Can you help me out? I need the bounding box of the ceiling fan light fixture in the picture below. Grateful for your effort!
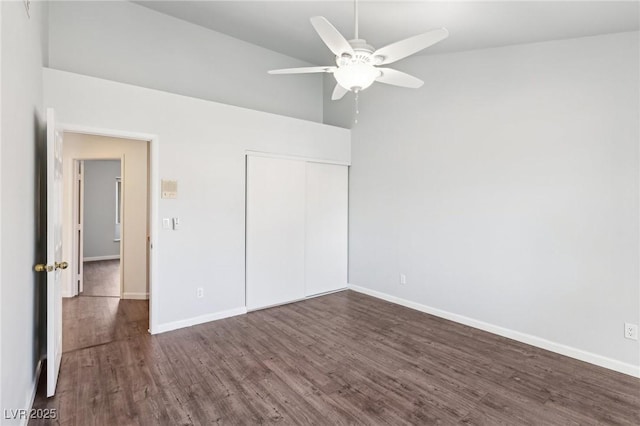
[267,0,449,102]
[334,63,381,92]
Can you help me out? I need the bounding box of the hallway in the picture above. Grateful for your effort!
[60,259,147,352]
[82,260,121,297]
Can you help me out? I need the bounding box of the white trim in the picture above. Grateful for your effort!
[20,360,42,426]
[118,155,125,299]
[62,124,157,143]
[68,157,125,298]
[148,135,160,334]
[71,160,84,297]
[122,292,148,300]
[349,284,640,378]
[245,150,351,166]
[83,255,120,262]
[153,307,247,334]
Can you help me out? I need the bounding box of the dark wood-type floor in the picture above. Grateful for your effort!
[62,296,148,353]
[82,260,121,297]
[32,291,639,425]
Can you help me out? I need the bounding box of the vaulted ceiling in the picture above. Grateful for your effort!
[135,1,639,65]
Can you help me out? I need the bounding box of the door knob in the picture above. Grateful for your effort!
[34,262,68,272]
[55,261,69,270]
[34,264,54,272]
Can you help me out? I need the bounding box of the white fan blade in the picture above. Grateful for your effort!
[268,66,336,75]
[373,28,449,65]
[332,84,349,100]
[310,16,355,57]
[376,68,424,88]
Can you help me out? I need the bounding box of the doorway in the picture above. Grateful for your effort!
[77,159,122,298]
[62,132,151,352]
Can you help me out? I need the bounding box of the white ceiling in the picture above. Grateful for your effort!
[135,1,639,65]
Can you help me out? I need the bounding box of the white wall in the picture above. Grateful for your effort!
[83,160,121,259]
[62,135,149,300]
[0,0,48,422]
[345,32,640,373]
[323,73,354,129]
[44,68,350,332]
[48,1,323,123]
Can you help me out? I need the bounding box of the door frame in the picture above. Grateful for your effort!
[72,160,84,295]
[72,158,124,298]
[60,123,160,334]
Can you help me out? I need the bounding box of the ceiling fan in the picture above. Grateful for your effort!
[268,0,449,100]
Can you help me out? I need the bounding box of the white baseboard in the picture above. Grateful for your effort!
[19,359,43,426]
[122,292,149,300]
[153,306,247,334]
[349,284,640,378]
[84,255,120,262]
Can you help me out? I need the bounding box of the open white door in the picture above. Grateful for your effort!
[73,160,84,295]
[35,108,66,397]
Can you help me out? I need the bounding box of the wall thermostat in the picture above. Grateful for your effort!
[161,180,178,199]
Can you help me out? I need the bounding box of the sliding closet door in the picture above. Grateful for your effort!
[246,156,306,310]
[305,162,348,296]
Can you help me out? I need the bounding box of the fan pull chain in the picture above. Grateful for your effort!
[354,91,359,125]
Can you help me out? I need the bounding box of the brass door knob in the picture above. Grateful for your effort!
[34,264,54,272]
[55,261,69,270]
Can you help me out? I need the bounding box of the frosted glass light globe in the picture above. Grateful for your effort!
[334,63,381,92]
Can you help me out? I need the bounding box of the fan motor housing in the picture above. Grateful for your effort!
[336,39,382,66]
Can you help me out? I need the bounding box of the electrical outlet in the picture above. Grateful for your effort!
[399,273,407,285]
[196,287,204,299]
[624,323,638,340]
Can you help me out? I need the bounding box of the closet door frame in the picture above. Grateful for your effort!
[244,151,350,167]
[244,151,350,311]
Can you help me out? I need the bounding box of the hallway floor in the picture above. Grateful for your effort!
[62,296,148,353]
[82,260,121,297]
[63,258,147,353]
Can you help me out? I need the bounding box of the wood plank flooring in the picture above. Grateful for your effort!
[82,260,121,297]
[31,291,639,425]
[62,296,148,353]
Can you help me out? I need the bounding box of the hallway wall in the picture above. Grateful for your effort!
[83,160,121,260]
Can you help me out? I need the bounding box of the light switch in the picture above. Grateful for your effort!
[162,218,171,230]
[172,217,181,230]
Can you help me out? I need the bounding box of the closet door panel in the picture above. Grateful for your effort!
[305,162,348,297]
[246,156,306,310]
